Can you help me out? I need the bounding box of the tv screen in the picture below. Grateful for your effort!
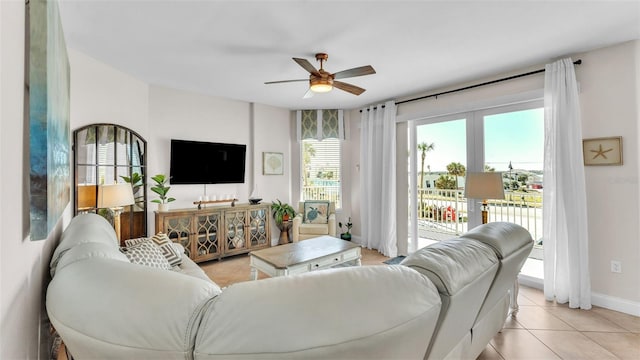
[170,139,246,184]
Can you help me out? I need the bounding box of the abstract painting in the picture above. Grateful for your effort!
[29,0,70,240]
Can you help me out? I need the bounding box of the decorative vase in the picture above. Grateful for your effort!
[158,203,169,212]
[340,233,352,241]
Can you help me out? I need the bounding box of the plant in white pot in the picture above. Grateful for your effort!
[150,174,175,211]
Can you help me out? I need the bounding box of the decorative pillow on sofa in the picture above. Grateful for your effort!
[120,239,172,270]
[303,201,330,224]
[151,233,183,267]
[124,233,182,267]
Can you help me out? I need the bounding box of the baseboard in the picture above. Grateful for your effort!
[517,275,640,316]
[592,292,640,316]
[518,273,543,290]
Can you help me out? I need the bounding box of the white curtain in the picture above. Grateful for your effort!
[360,101,397,257]
[543,58,591,309]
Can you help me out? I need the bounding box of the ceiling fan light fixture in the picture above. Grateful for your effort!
[310,78,333,93]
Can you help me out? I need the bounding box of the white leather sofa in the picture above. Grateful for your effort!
[46,214,532,359]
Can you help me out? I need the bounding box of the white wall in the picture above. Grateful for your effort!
[68,53,294,240]
[347,40,640,314]
[578,41,639,311]
[69,49,149,135]
[252,103,292,242]
[1,2,72,359]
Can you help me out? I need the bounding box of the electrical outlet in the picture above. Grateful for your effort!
[611,260,622,273]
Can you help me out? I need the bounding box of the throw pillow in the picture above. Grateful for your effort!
[124,237,147,247]
[151,233,183,267]
[303,201,330,224]
[125,234,182,267]
[120,240,172,270]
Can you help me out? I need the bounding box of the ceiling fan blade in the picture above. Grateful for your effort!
[293,58,320,75]
[333,81,366,96]
[332,65,376,80]
[264,79,308,84]
[303,88,314,99]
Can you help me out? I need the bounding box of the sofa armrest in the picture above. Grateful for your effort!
[194,266,442,359]
[292,214,303,242]
[328,213,337,237]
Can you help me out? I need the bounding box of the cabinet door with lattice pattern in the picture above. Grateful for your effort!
[224,210,247,253]
[248,206,269,249]
[194,212,221,262]
[162,215,193,259]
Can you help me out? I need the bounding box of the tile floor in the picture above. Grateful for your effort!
[200,248,640,360]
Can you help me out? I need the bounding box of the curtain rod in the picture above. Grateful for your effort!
[360,59,582,112]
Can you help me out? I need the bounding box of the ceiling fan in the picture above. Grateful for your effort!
[264,53,376,97]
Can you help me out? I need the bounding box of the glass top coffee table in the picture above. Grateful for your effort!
[249,235,362,280]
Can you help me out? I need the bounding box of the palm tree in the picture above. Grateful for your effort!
[417,142,435,217]
[446,162,466,189]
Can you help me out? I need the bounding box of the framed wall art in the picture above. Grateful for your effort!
[29,0,71,240]
[263,152,283,175]
[582,136,622,166]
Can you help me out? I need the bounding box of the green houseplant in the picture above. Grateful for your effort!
[120,172,144,208]
[271,199,296,226]
[339,217,353,241]
[150,174,175,211]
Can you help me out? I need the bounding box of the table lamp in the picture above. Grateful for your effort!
[97,183,135,241]
[464,172,505,224]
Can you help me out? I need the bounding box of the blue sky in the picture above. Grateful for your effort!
[415,108,544,172]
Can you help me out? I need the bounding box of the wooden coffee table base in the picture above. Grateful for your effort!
[249,236,361,280]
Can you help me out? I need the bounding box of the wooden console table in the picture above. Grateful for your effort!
[155,203,271,263]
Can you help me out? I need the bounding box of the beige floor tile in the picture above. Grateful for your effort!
[490,329,561,359]
[545,307,627,332]
[591,306,640,333]
[477,344,505,360]
[584,332,640,360]
[503,315,524,329]
[518,286,563,307]
[511,306,574,331]
[530,330,618,359]
[516,293,537,306]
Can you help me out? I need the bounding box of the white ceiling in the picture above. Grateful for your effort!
[57,1,640,110]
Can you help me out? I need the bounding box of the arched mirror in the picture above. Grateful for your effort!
[73,124,147,243]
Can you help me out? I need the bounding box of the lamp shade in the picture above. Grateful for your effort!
[464,172,505,200]
[97,183,135,208]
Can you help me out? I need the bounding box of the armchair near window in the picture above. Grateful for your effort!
[292,201,336,242]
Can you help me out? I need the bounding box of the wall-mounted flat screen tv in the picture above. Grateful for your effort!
[170,139,246,184]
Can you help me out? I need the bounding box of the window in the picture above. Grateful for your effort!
[297,109,344,208]
[302,138,341,207]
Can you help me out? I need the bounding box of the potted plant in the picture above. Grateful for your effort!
[271,199,296,225]
[150,174,175,211]
[339,217,353,241]
[120,172,144,208]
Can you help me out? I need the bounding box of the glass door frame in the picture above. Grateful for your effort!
[408,99,543,253]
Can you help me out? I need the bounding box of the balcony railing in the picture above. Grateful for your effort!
[301,185,543,243]
[302,185,341,207]
[416,188,542,242]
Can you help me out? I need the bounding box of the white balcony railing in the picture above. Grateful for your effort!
[301,185,543,243]
[302,185,341,208]
[416,188,543,241]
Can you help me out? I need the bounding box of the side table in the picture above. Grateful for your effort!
[278,220,292,245]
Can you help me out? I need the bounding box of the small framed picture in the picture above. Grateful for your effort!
[583,137,623,166]
[263,152,284,175]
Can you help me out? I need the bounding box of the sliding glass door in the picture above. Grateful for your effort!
[408,100,544,260]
